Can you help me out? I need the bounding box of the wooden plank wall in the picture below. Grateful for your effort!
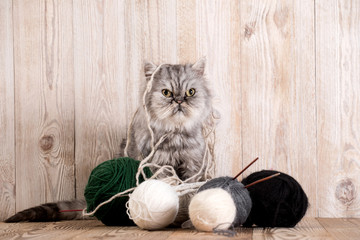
[13,0,75,213]
[316,0,360,217]
[0,0,359,221]
[0,0,15,222]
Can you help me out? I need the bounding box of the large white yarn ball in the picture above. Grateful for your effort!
[189,188,236,232]
[128,179,179,230]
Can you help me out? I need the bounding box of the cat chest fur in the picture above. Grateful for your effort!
[148,130,206,180]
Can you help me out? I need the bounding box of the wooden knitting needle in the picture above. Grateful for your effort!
[244,172,281,188]
[232,157,259,180]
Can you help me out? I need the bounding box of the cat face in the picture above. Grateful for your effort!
[144,59,212,130]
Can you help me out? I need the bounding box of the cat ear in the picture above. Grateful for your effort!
[192,57,206,75]
[144,61,157,78]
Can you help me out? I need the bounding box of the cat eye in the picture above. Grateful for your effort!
[162,89,173,98]
[185,88,196,97]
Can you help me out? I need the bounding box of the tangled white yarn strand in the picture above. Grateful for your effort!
[143,64,165,150]
[125,62,217,186]
[174,182,207,196]
[83,180,206,218]
[135,133,169,185]
[83,187,135,217]
[84,62,219,218]
[184,113,217,183]
[143,164,183,185]
[126,200,155,223]
[184,145,208,183]
[123,109,139,157]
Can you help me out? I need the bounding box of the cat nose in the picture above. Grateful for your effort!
[174,97,184,104]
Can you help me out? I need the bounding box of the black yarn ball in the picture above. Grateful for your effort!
[241,170,308,228]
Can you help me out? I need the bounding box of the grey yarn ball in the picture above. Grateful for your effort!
[198,176,252,226]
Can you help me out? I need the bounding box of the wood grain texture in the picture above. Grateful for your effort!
[168,228,252,240]
[74,0,178,198]
[71,226,174,240]
[2,218,360,240]
[0,221,96,240]
[318,218,360,240]
[13,0,75,211]
[1,0,360,219]
[0,221,174,240]
[74,0,129,198]
[240,0,317,216]
[0,0,15,221]
[177,0,197,64]
[196,0,243,177]
[316,0,360,217]
[142,0,177,64]
[252,218,334,240]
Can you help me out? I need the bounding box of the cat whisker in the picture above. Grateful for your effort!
[159,105,173,119]
[184,106,194,116]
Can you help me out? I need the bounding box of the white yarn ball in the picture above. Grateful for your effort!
[189,188,236,232]
[128,179,179,230]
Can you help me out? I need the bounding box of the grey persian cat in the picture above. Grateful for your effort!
[126,59,214,180]
[5,58,215,223]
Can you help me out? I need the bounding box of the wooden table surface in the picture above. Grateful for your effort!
[1,218,359,240]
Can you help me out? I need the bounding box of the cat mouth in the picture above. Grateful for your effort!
[174,105,185,114]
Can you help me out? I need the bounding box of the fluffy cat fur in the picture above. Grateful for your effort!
[125,59,213,180]
[5,58,216,224]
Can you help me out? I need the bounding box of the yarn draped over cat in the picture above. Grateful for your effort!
[83,62,219,221]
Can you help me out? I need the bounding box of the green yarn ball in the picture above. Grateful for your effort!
[84,157,152,226]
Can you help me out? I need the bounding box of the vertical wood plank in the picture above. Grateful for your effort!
[196,0,242,177]
[229,0,243,177]
[177,0,197,64]
[143,0,177,63]
[0,0,15,221]
[74,0,178,198]
[240,0,317,216]
[74,0,128,198]
[316,0,360,217]
[13,0,75,211]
